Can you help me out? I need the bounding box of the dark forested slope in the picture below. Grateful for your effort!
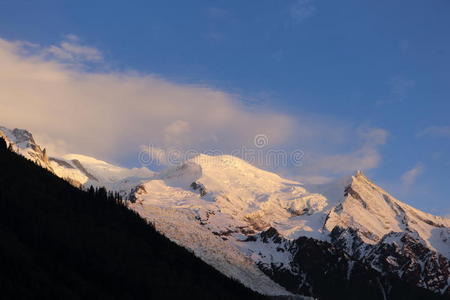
[0,138,265,300]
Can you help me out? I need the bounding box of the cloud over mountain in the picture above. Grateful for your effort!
[0,37,295,162]
[0,36,387,177]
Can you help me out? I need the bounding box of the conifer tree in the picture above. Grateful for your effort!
[0,137,6,151]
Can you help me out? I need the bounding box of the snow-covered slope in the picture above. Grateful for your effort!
[130,154,450,297]
[132,154,449,256]
[133,203,294,297]
[135,154,329,238]
[50,154,153,195]
[1,126,153,196]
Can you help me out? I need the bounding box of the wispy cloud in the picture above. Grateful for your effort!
[401,164,424,187]
[290,0,316,23]
[207,7,231,20]
[376,75,415,106]
[390,76,414,99]
[300,128,388,177]
[204,32,224,42]
[418,126,450,139]
[45,34,102,63]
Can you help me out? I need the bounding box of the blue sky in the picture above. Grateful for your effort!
[0,0,449,215]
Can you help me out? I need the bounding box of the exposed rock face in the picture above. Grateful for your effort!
[0,126,53,171]
[191,181,207,197]
[252,226,449,299]
[129,184,147,203]
[70,159,99,182]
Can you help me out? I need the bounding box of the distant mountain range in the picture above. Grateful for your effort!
[1,125,449,299]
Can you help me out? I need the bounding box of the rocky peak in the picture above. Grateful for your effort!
[0,126,52,171]
[11,128,35,145]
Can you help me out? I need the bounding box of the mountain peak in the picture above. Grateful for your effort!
[353,169,370,181]
[0,126,35,148]
[0,125,52,170]
[325,169,450,257]
[354,169,364,177]
[11,128,35,144]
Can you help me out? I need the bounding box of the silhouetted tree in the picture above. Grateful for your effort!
[0,137,6,151]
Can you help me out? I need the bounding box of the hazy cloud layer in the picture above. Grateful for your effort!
[401,164,424,187]
[0,37,295,160]
[0,36,387,178]
[418,126,450,139]
[298,128,388,183]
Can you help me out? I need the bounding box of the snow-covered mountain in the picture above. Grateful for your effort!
[0,126,153,196]
[2,125,449,299]
[0,125,304,298]
[130,154,450,298]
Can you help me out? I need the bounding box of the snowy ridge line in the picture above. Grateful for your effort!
[1,125,448,297]
[0,126,154,196]
[130,154,450,296]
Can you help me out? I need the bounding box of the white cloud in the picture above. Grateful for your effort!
[300,128,388,175]
[0,36,388,177]
[303,147,381,174]
[299,175,334,185]
[418,126,450,139]
[0,36,294,164]
[401,164,424,187]
[45,35,102,63]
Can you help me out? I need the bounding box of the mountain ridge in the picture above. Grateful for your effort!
[130,153,450,298]
[0,136,268,300]
[1,125,449,299]
[0,126,153,195]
